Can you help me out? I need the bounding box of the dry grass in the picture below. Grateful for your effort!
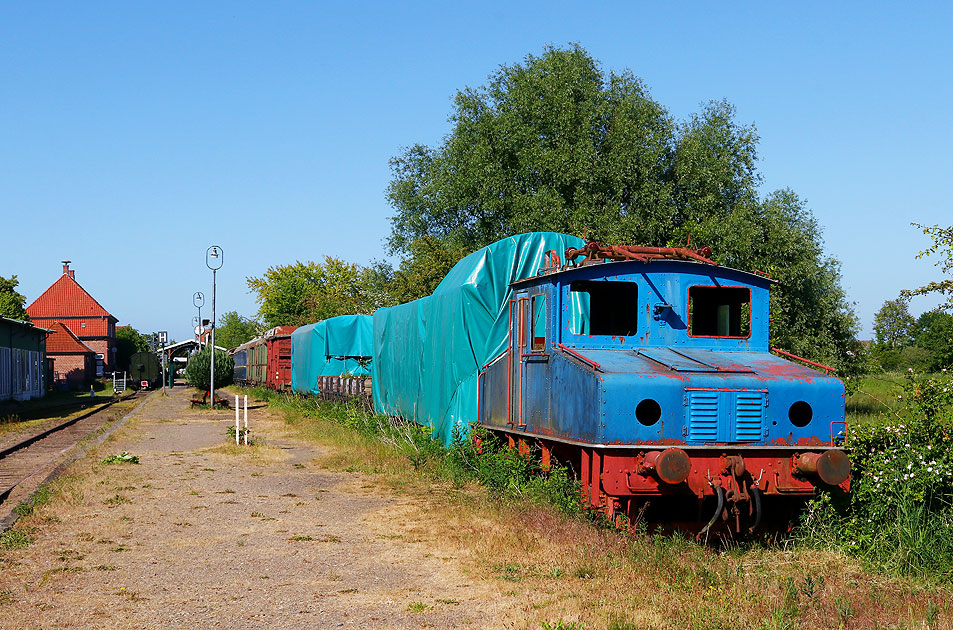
[276,401,953,630]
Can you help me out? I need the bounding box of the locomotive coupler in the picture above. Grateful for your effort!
[793,450,851,486]
[637,448,691,485]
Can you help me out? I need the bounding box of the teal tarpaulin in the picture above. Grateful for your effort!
[372,232,585,444]
[290,314,373,395]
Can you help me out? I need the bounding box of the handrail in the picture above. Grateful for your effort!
[555,343,602,371]
[771,348,835,374]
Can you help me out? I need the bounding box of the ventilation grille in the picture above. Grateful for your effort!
[735,392,765,442]
[688,391,719,442]
[686,389,766,443]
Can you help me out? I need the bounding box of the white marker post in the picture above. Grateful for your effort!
[243,395,248,445]
[234,395,240,445]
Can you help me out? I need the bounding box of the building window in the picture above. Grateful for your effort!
[688,286,751,337]
[81,322,86,328]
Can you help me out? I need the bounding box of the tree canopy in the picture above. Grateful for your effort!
[215,311,261,349]
[115,325,150,370]
[386,44,858,370]
[903,223,953,311]
[246,256,394,328]
[872,299,916,350]
[0,275,30,321]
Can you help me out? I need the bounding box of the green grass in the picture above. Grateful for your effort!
[846,373,905,424]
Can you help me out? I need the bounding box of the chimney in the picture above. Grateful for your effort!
[70,269,75,279]
[62,260,71,275]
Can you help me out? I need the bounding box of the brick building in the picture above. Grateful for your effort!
[44,322,97,387]
[27,261,118,378]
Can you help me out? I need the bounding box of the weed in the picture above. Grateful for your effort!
[101,452,139,465]
[832,594,856,624]
[14,484,53,517]
[226,425,252,443]
[496,563,522,582]
[339,588,358,594]
[0,529,33,550]
[407,602,431,613]
[0,589,14,604]
[289,535,314,541]
[541,622,584,630]
[94,565,118,571]
[103,494,130,505]
[573,564,596,579]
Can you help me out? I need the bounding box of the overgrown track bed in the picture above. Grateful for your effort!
[0,391,142,505]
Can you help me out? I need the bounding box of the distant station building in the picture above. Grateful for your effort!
[27,261,119,379]
[0,317,48,401]
[45,322,98,388]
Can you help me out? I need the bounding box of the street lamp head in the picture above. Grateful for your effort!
[193,291,205,308]
[206,245,224,270]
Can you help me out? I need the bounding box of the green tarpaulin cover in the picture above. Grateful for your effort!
[290,314,373,395]
[372,232,585,444]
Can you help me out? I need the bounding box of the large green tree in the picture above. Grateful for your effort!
[914,310,953,371]
[247,256,394,327]
[872,299,916,350]
[215,311,261,349]
[0,275,30,321]
[386,44,858,370]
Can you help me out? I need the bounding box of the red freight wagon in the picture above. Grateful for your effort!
[265,326,297,391]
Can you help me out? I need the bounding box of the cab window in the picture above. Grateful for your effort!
[569,281,638,336]
[688,286,751,337]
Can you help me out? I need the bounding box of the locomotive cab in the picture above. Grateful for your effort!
[478,252,849,534]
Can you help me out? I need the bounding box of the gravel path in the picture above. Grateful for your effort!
[0,386,512,629]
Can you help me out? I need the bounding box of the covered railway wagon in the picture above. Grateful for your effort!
[373,232,849,534]
[290,315,372,399]
[129,351,161,390]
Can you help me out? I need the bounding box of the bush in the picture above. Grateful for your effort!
[184,346,234,391]
[802,370,953,579]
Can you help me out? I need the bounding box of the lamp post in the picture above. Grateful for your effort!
[192,292,204,348]
[205,246,223,405]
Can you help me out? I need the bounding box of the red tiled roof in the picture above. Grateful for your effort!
[27,273,117,321]
[46,322,97,354]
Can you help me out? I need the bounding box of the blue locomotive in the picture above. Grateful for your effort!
[477,242,849,534]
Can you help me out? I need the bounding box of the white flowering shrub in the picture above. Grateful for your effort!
[803,370,953,578]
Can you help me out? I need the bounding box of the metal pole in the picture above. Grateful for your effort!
[210,267,216,405]
[205,247,222,406]
[234,395,239,445]
[198,306,202,346]
[243,395,248,445]
[162,350,167,396]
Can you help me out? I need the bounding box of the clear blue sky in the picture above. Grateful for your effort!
[2,2,951,343]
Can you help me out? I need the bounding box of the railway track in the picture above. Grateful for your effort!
[0,390,144,506]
